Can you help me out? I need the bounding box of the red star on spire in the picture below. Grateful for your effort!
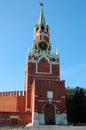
[40,2,44,7]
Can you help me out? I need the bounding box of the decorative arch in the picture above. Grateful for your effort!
[38,57,50,73]
[44,104,55,125]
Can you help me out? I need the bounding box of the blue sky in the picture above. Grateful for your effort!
[0,0,86,91]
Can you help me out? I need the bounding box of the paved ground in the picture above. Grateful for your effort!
[0,125,86,130]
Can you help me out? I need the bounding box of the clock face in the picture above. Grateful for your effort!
[38,41,48,50]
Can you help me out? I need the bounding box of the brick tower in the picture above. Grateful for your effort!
[24,4,67,125]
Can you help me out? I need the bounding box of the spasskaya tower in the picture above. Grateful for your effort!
[24,3,67,125]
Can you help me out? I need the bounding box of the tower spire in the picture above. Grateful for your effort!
[33,3,51,52]
[37,3,46,25]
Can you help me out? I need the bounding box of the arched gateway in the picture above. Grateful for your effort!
[44,104,55,125]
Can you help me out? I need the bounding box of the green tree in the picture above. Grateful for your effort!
[73,88,86,124]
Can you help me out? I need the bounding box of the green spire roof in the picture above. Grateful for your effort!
[37,3,46,25]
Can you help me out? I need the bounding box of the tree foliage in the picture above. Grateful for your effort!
[73,88,86,124]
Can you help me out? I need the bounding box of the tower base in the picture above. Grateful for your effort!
[31,112,67,126]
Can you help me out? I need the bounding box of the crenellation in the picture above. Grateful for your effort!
[20,91,23,96]
[17,91,19,96]
[0,91,24,96]
[3,92,6,96]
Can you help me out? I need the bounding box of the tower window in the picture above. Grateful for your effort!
[41,25,44,30]
[47,91,53,99]
[36,27,39,32]
[46,28,48,33]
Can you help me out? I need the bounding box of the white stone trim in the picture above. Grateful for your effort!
[38,99,62,103]
[55,113,67,125]
[38,114,45,125]
[34,32,49,38]
[38,52,50,63]
[28,58,59,65]
[10,116,19,119]
[27,50,60,65]
[51,61,59,65]
[50,63,52,74]
[28,73,60,78]
[32,112,45,125]
[55,100,62,102]
[32,112,67,125]
[38,100,47,102]
[36,62,38,73]
[36,72,51,74]
[32,112,39,125]
[61,96,66,98]
[26,108,31,112]
[35,95,39,97]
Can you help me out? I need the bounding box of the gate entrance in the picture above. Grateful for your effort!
[44,104,55,125]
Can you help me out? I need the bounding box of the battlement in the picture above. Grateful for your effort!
[0,91,24,97]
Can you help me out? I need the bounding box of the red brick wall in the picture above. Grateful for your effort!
[0,92,25,112]
[52,64,60,77]
[17,96,25,112]
[0,112,31,125]
[38,58,50,73]
[0,96,17,112]
[33,79,66,114]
